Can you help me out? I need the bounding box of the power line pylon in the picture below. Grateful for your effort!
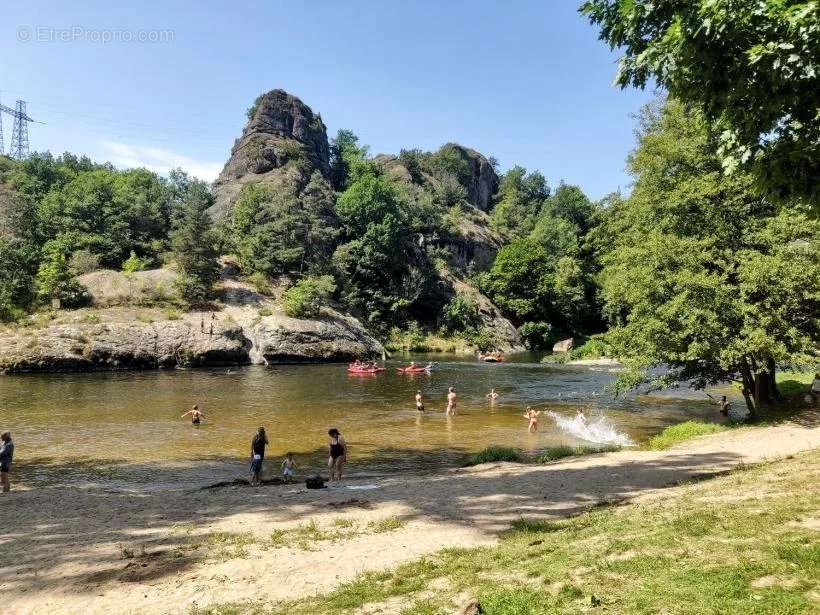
[0,94,4,156]
[10,100,30,159]
[0,98,35,159]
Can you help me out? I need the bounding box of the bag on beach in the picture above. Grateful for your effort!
[306,475,326,489]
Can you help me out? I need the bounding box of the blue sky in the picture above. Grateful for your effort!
[1,1,654,199]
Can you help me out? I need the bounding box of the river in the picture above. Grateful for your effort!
[0,354,731,490]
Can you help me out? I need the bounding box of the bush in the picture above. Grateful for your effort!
[385,323,431,352]
[245,271,275,296]
[517,321,555,350]
[121,251,148,273]
[468,327,497,352]
[463,446,521,466]
[164,307,181,320]
[570,336,612,360]
[282,275,336,319]
[441,293,481,334]
[69,250,101,275]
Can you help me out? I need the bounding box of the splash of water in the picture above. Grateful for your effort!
[546,410,634,446]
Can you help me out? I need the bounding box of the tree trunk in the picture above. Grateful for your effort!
[767,357,782,401]
[739,357,758,419]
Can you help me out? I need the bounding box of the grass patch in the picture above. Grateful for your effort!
[223,450,820,615]
[367,516,404,533]
[647,421,728,450]
[539,444,620,463]
[463,446,521,467]
[776,370,814,397]
[266,517,405,551]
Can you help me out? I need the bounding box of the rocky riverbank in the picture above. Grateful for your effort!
[0,305,384,373]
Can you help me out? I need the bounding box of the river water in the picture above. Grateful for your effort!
[0,354,730,490]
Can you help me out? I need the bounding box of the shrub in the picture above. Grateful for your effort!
[570,336,612,360]
[441,293,481,334]
[164,307,181,320]
[257,307,272,317]
[463,446,521,466]
[69,250,101,275]
[121,251,148,273]
[245,271,275,296]
[282,275,336,319]
[468,327,497,352]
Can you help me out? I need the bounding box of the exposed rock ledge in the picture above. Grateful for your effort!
[0,306,383,374]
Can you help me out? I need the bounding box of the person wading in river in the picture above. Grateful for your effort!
[446,387,457,416]
[524,407,541,432]
[0,432,14,493]
[181,405,205,425]
[250,427,269,487]
[415,390,425,412]
[327,428,347,481]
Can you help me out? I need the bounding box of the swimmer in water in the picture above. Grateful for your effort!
[181,405,205,425]
[446,387,457,416]
[524,406,541,432]
[415,390,425,412]
[576,409,587,425]
[486,388,499,400]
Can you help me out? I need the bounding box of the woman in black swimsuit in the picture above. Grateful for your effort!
[327,428,347,481]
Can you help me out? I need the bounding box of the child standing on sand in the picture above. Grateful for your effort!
[281,452,297,483]
[524,407,541,432]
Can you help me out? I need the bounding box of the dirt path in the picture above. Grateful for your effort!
[1,422,818,614]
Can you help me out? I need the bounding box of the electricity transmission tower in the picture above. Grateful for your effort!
[0,97,36,159]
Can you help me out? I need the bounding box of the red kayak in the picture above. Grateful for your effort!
[347,366,386,374]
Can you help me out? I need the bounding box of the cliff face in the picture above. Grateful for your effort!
[209,89,332,219]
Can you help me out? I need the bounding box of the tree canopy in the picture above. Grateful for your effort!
[598,99,819,414]
[581,0,820,206]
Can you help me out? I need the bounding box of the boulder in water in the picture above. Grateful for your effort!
[553,338,574,353]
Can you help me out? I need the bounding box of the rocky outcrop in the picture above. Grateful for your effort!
[0,307,383,373]
[442,143,498,212]
[447,276,524,353]
[209,89,332,219]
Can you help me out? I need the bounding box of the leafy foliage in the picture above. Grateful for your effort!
[581,0,820,205]
[282,275,336,319]
[598,100,819,413]
[232,172,339,277]
[490,166,549,238]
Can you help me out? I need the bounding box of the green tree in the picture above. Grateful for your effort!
[171,183,220,305]
[232,172,339,276]
[599,100,819,415]
[490,166,549,238]
[282,275,336,318]
[581,0,820,205]
[35,242,89,309]
[330,129,369,190]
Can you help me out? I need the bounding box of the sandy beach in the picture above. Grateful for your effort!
[1,419,818,614]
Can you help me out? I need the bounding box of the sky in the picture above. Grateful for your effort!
[0,1,654,200]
